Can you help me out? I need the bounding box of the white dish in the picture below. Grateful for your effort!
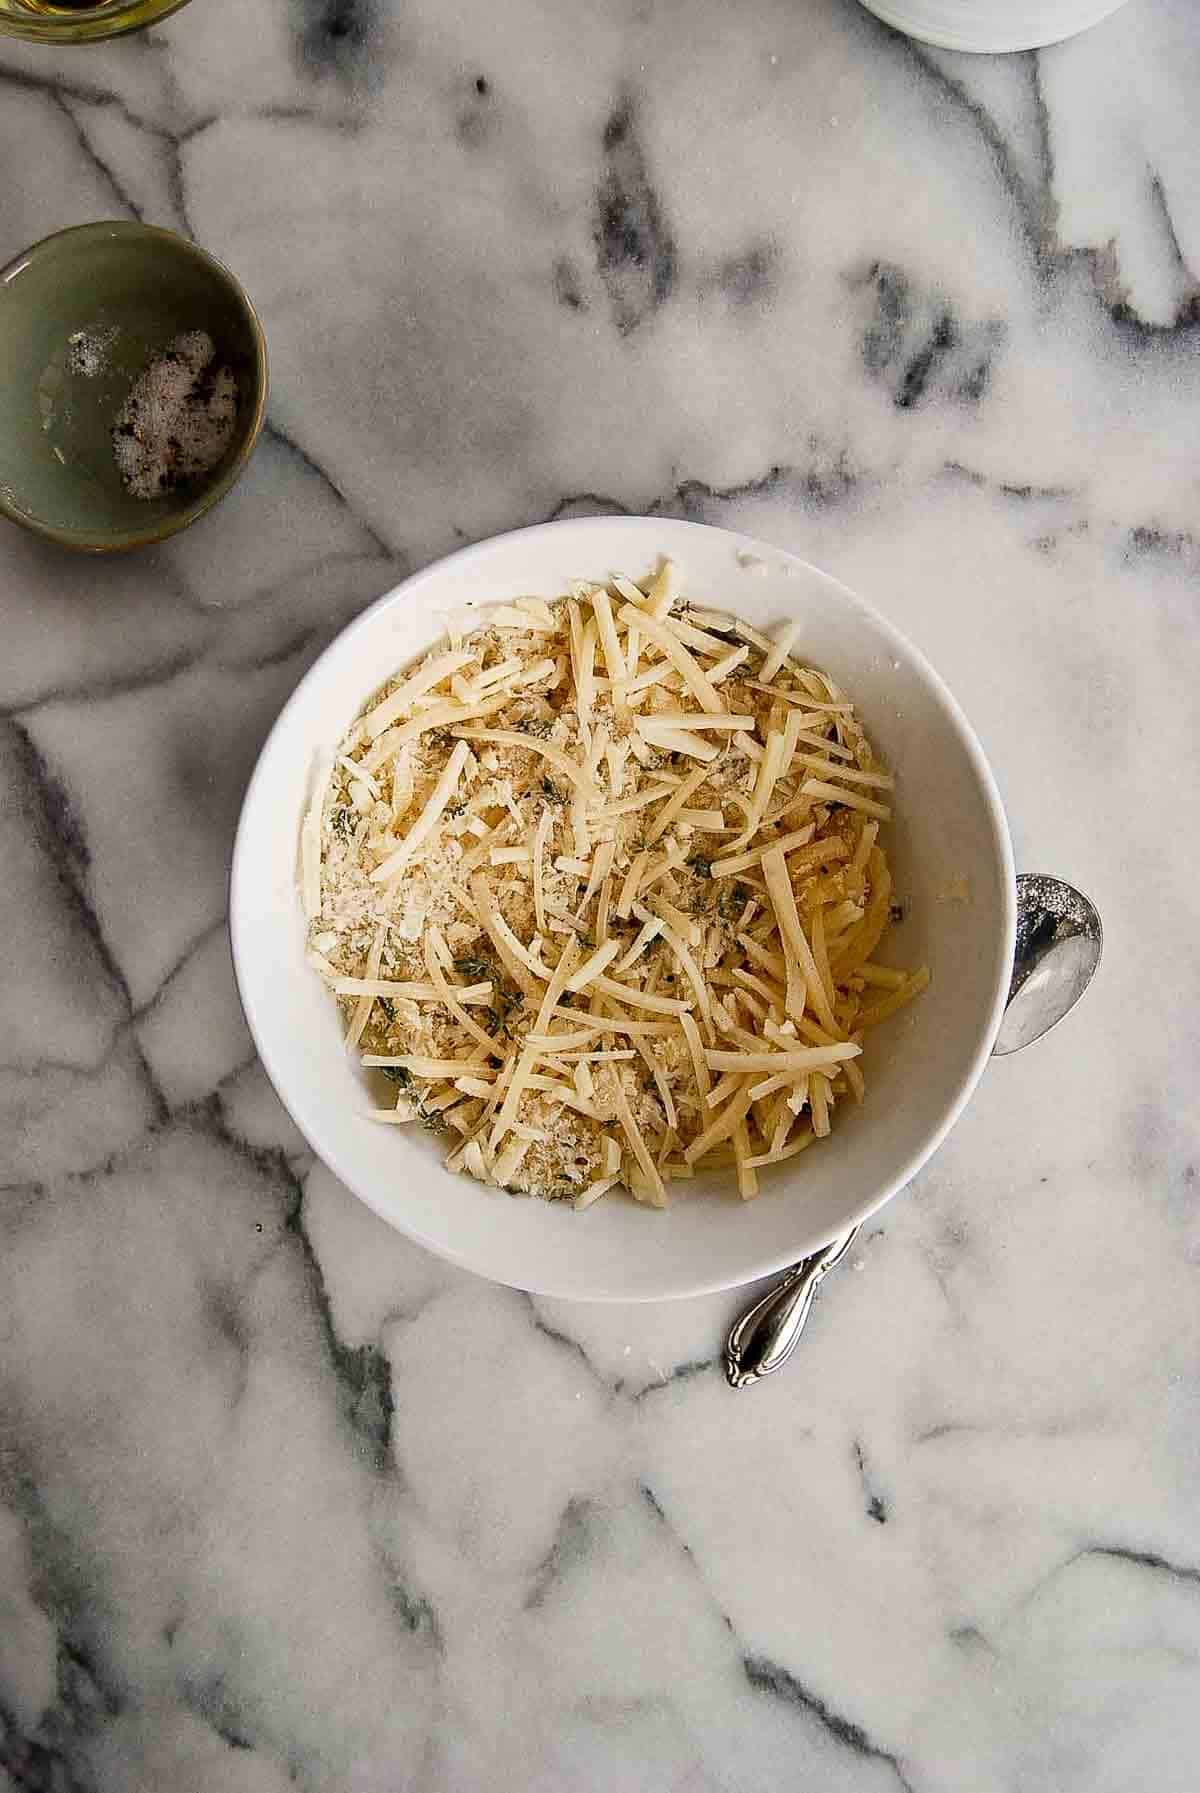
[855,0,1129,53]
[230,517,1015,1302]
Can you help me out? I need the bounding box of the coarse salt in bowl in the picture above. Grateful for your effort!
[231,517,1015,1301]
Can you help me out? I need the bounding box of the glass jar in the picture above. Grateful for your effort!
[0,0,193,43]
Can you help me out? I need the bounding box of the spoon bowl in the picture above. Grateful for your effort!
[993,874,1102,1057]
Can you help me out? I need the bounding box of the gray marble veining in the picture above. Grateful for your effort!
[2,1,1200,1788]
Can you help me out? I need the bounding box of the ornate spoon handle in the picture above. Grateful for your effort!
[724,1227,860,1388]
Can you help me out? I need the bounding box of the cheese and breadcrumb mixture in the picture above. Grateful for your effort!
[303,563,929,1209]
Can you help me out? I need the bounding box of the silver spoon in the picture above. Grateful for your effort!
[725,873,1102,1389]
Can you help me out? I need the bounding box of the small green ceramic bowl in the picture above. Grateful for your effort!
[0,221,267,553]
[0,0,193,46]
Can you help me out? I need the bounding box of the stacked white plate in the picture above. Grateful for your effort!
[856,0,1129,53]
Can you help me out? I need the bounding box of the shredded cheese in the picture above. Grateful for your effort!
[743,1128,815,1169]
[616,913,663,970]
[703,1043,860,1073]
[616,605,724,714]
[454,729,597,793]
[647,559,677,619]
[565,939,623,992]
[301,750,334,920]
[709,825,818,879]
[611,1076,667,1206]
[762,845,840,1034]
[593,782,677,820]
[708,644,749,682]
[363,650,475,738]
[345,923,388,1049]
[794,755,895,790]
[679,1009,711,1105]
[759,620,800,685]
[486,606,556,632]
[334,977,491,1001]
[306,566,926,1211]
[589,586,627,697]
[369,740,472,883]
[684,1081,758,1164]
[800,778,892,820]
[637,723,721,763]
[643,762,712,847]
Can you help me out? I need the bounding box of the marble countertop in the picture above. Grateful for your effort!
[3,0,1200,1787]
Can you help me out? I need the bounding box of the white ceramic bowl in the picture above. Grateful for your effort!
[855,0,1129,53]
[231,518,1015,1301]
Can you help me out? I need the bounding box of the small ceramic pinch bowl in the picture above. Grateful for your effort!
[0,220,267,552]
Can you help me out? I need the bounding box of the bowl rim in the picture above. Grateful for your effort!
[0,0,194,44]
[0,219,268,553]
[231,516,1017,1301]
